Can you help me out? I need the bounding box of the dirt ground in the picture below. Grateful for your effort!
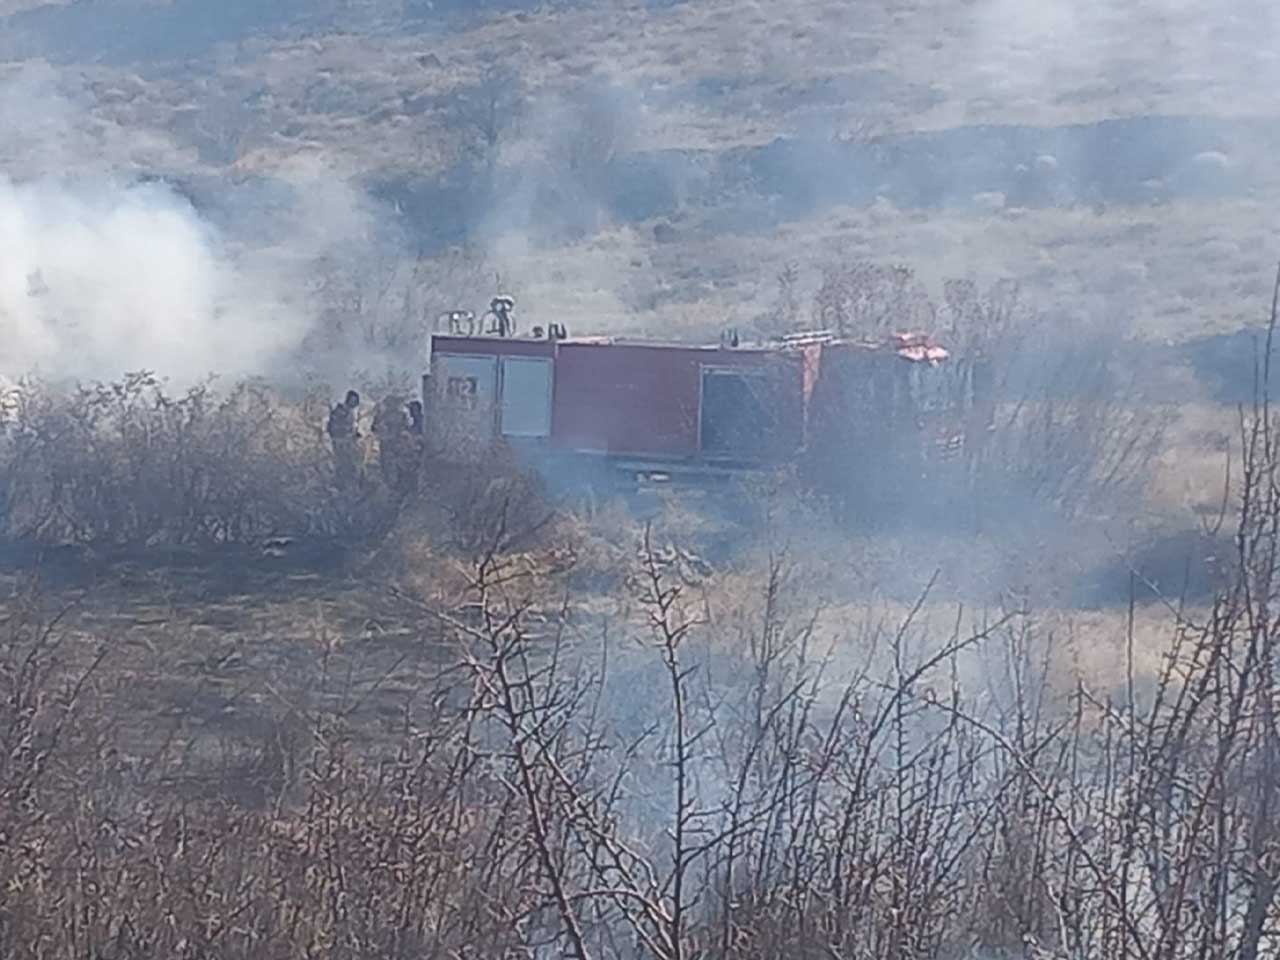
[0,543,460,797]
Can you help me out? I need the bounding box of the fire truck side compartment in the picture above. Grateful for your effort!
[428,336,557,459]
[550,342,804,463]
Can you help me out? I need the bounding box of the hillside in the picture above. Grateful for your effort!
[2,1,1277,348]
[7,6,1280,957]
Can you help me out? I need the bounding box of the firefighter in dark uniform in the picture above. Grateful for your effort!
[372,395,409,491]
[327,390,361,489]
[488,296,516,337]
[403,399,425,494]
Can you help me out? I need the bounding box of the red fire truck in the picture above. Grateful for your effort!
[423,321,954,494]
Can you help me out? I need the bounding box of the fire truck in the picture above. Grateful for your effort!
[422,301,959,499]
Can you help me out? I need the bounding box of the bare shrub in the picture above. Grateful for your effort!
[937,278,1170,523]
[304,246,493,379]
[751,262,804,339]
[431,518,1012,959]
[3,291,1280,960]
[4,395,1280,958]
[555,85,634,196]
[0,373,401,547]
[513,82,642,241]
[395,320,1280,955]
[814,261,936,337]
[807,262,1168,529]
[0,626,536,957]
[448,62,525,175]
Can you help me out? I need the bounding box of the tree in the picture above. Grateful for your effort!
[449,62,524,176]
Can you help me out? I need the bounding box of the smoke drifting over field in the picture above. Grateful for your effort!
[0,174,300,385]
[965,0,1280,112]
[0,66,396,387]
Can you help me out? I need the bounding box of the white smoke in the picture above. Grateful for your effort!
[0,173,308,385]
[0,61,177,177]
[0,63,392,387]
[961,0,1280,119]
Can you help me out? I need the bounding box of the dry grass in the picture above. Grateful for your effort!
[0,2,1276,948]
[24,0,1278,177]
[0,333,1261,956]
[489,197,1280,345]
[0,551,444,763]
[0,462,1270,957]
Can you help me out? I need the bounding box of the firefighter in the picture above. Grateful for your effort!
[372,395,409,491]
[488,295,516,337]
[327,389,361,489]
[402,399,425,494]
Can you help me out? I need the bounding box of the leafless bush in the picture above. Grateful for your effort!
[554,85,634,196]
[512,82,641,241]
[448,62,525,175]
[808,262,1168,528]
[418,446,554,559]
[814,261,936,338]
[304,246,494,378]
[3,397,1280,958]
[938,277,1170,523]
[751,262,803,339]
[0,614,537,957]
[2,293,1279,960]
[425,514,1013,959]
[0,373,401,547]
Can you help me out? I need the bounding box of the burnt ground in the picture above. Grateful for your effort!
[0,491,1228,810]
[0,540,460,803]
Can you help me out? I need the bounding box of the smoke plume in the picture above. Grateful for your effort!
[0,173,307,385]
[0,64,393,388]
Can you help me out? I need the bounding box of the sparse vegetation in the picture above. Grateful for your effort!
[2,0,1278,956]
[0,373,401,547]
[0,290,1264,958]
[0,373,1274,956]
[800,263,1168,528]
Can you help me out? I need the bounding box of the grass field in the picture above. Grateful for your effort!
[0,6,1272,912]
[0,0,1266,610]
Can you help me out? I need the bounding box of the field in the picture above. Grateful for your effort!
[3,0,1280,956]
